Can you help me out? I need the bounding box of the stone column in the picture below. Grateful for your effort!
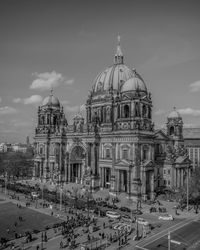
[173,168,176,188]
[150,171,155,200]
[110,143,116,193]
[177,169,180,187]
[131,101,135,118]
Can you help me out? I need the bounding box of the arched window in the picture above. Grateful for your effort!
[122,149,128,160]
[105,148,111,158]
[142,105,147,117]
[170,126,175,135]
[143,146,148,160]
[124,105,130,118]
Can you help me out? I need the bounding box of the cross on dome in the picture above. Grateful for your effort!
[114,35,124,64]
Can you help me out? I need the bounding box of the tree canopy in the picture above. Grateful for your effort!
[0,151,34,180]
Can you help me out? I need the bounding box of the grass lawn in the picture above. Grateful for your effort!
[0,202,61,240]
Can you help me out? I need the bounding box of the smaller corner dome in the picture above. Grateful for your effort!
[42,91,60,107]
[121,70,147,93]
[168,107,181,119]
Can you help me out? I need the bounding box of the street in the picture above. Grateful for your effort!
[140,219,200,250]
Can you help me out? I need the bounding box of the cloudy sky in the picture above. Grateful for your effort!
[0,0,200,143]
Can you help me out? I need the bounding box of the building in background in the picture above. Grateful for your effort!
[0,143,12,153]
[183,128,200,170]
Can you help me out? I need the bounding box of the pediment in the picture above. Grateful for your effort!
[115,159,131,166]
[143,160,154,168]
[155,129,169,140]
[175,156,192,165]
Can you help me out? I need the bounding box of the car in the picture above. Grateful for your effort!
[120,206,131,213]
[132,209,143,215]
[136,218,149,225]
[31,192,39,199]
[113,223,132,233]
[106,211,121,219]
[158,214,174,221]
[121,214,134,223]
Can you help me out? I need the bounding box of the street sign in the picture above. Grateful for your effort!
[170,240,181,245]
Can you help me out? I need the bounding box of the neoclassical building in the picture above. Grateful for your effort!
[33,38,191,200]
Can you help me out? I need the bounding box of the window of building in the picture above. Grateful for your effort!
[124,105,130,118]
[122,149,128,160]
[168,169,170,175]
[169,126,174,135]
[168,180,170,185]
[163,169,166,175]
[39,147,43,155]
[143,146,148,160]
[163,180,166,185]
[105,148,110,158]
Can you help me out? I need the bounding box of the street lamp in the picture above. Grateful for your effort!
[5,171,7,196]
[186,166,189,212]
[60,184,63,212]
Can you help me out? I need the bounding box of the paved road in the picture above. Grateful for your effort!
[141,219,200,250]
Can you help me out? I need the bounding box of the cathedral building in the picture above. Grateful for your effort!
[33,38,191,201]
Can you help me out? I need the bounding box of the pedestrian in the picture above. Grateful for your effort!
[60,241,63,249]
[36,245,39,250]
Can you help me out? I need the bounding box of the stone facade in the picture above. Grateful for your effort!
[33,38,191,200]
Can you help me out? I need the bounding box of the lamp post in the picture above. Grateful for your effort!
[5,172,7,196]
[129,161,133,200]
[186,166,189,212]
[60,184,63,212]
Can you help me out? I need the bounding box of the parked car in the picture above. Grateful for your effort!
[120,207,131,213]
[106,211,121,219]
[31,192,39,199]
[158,214,174,221]
[121,214,134,223]
[113,223,132,234]
[132,209,142,215]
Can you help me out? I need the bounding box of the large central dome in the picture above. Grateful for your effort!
[92,64,133,93]
[92,36,147,95]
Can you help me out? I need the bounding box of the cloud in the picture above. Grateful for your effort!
[13,95,42,105]
[0,106,18,115]
[23,95,42,104]
[13,98,21,103]
[65,79,74,85]
[64,105,80,113]
[189,80,200,92]
[62,100,70,105]
[30,71,71,91]
[12,120,31,127]
[154,109,165,115]
[178,108,200,117]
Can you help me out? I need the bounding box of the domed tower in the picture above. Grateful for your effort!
[166,107,183,146]
[34,89,67,183]
[86,36,154,133]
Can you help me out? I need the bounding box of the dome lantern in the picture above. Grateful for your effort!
[114,35,124,65]
[42,89,60,108]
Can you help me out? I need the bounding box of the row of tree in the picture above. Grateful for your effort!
[0,151,34,180]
